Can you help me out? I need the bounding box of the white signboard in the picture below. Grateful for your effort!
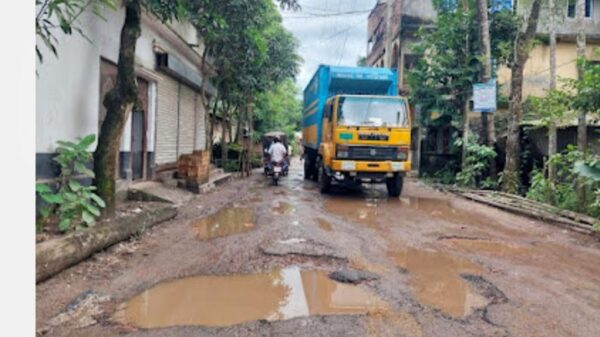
[473,79,497,113]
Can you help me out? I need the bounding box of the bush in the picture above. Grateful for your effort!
[36,135,106,233]
[455,136,497,189]
[526,146,600,218]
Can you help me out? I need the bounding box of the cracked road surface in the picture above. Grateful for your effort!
[37,159,600,337]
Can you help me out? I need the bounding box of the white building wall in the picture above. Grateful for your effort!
[36,6,206,154]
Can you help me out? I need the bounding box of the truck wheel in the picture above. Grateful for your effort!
[386,174,403,197]
[319,164,331,194]
[304,157,311,180]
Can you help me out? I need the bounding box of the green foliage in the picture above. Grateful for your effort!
[36,0,117,63]
[454,136,497,188]
[408,2,480,127]
[525,89,575,126]
[253,79,302,141]
[357,56,367,67]
[408,1,517,128]
[566,58,600,114]
[36,135,106,232]
[526,146,600,217]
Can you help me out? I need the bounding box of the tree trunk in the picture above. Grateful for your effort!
[462,97,470,170]
[93,0,142,215]
[477,0,497,179]
[548,0,558,181]
[502,0,543,193]
[576,0,587,206]
[36,205,176,283]
[221,101,230,169]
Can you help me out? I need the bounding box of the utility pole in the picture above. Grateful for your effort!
[476,0,496,179]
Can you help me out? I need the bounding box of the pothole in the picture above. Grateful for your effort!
[317,218,334,232]
[192,207,255,240]
[272,201,295,215]
[114,267,388,329]
[442,237,530,257]
[388,247,489,318]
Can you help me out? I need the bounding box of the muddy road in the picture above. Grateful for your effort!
[37,159,600,337]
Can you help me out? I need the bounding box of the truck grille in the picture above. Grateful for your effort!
[346,146,397,161]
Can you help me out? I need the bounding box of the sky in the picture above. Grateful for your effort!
[279,0,378,95]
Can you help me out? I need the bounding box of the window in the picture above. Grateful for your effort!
[568,0,592,18]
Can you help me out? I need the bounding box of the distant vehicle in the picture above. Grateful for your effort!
[302,65,411,196]
[262,132,289,185]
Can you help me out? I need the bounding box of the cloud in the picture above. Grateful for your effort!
[280,0,377,94]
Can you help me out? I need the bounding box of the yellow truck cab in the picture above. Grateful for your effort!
[302,66,411,196]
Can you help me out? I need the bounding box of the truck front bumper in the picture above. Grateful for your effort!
[330,160,411,173]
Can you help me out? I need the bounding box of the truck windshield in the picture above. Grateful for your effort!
[337,97,408,127]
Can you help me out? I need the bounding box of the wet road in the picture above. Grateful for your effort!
[37,159,600,337]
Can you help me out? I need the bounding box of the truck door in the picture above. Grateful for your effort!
[322,100,334,143]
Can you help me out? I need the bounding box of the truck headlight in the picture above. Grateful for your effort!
[397,147,409,161]
[337,145,350,159]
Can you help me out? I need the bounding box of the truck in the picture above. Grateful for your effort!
[302,65,411,197]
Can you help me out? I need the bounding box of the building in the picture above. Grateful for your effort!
[367,0,600,173]
[367,0,436,95]
[366,0,436,171]
[36,5,216,188]
[498,0,600,97]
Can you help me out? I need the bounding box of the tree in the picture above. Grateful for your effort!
[548,0,558,180]
[93,0,300,213]
[93,0,192,215]
[36,0,116,63]
[408,1,480,172]
[576,0,587,203]
[357,56,367,67]
[476,0,496,178]
[502,0,543,193]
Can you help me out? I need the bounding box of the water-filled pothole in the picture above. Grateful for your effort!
[272,201,294,215]
[192,207,255,240]
[115,267,387,328]
[389,248,489,318]
[317,218,334,232]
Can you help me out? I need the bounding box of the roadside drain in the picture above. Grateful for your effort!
[114,267,387,328]
[388,248,489,318]
[192,207,255,240]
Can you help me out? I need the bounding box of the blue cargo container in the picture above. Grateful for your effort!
[302,65,398,150]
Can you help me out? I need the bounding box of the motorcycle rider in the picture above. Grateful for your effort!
[268,136,288,173]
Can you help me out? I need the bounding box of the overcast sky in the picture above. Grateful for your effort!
[279,0,378,94]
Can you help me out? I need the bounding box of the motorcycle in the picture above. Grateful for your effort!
[270,160,284,186]
[266,159,288,186]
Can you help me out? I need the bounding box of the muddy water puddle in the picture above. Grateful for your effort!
[272,201,295,215]
[192,207,255,240]
[325,194,503,231]
[116,267,387,328]
[389,248,489,318]
[443,238,530,257]
[317,218,334,231]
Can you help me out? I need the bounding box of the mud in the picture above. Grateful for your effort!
[192,206,255,240]
[36,158,600,337]
[272,201,295,215]
[317,218,334,232]
[116,267,387,329]
[388,247,489,318]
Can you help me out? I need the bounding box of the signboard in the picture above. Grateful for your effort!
[473,79,497,113]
